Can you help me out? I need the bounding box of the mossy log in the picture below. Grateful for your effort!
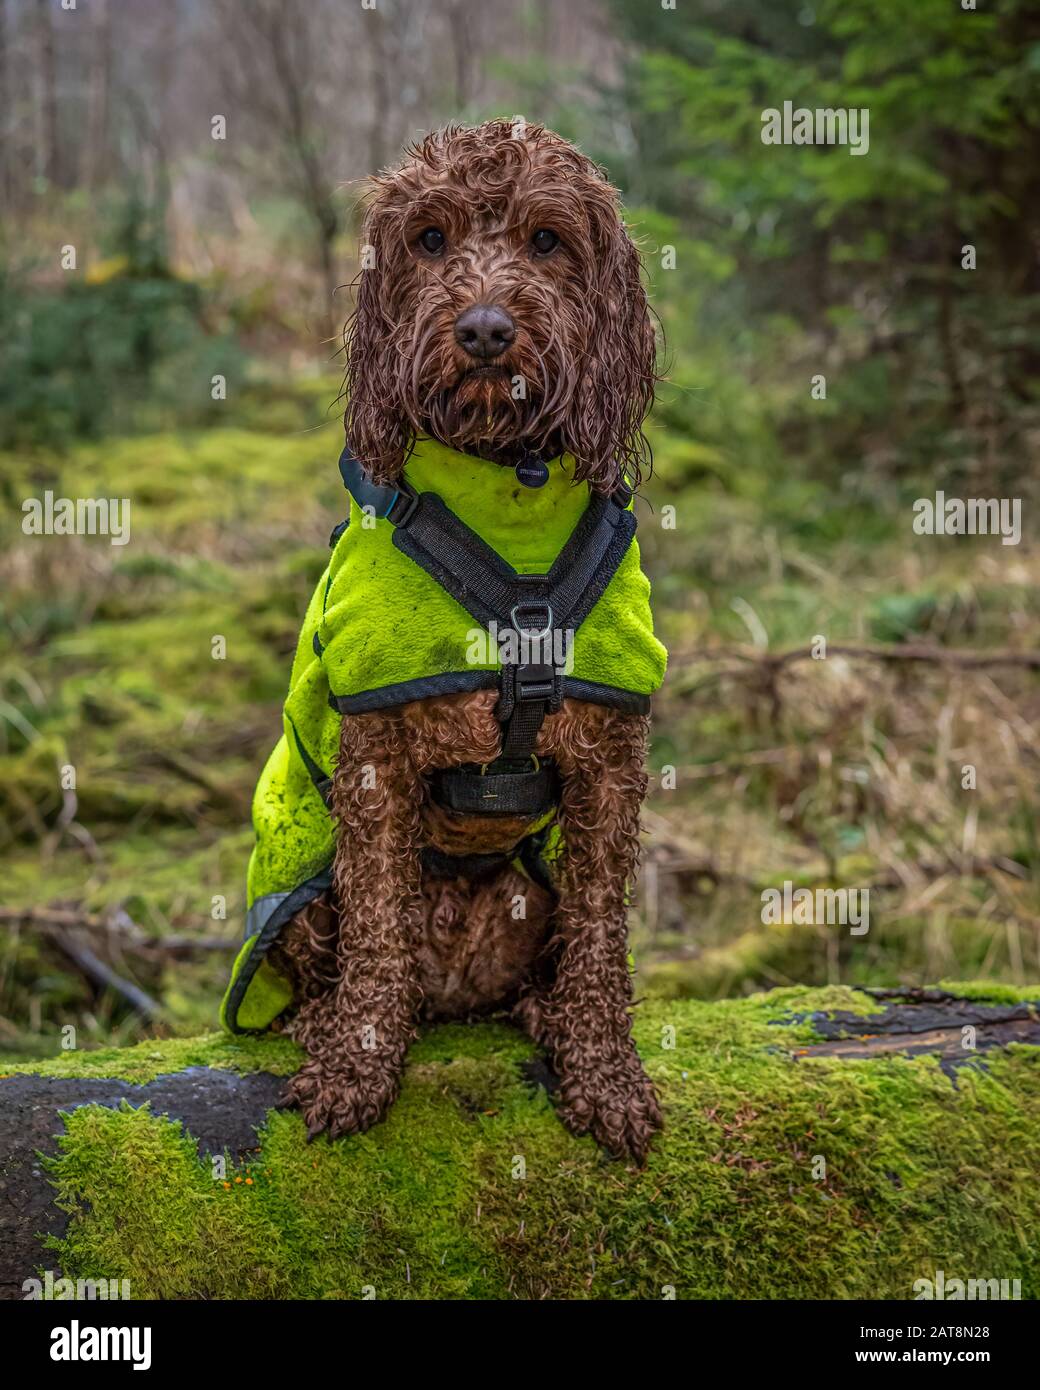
[2,984,1039,1301]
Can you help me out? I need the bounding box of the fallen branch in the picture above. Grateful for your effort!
[44,928,162,1021]
[146,747,251,814]
[162,935,237,954]
[0,905,136,933]
[0,906,236,954]
[667,747,801,780]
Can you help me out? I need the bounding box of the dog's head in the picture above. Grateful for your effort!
[344,119,656,494]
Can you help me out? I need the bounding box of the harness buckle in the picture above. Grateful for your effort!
[516,663,556,703]
[498,659,562,720]
[386,485,419,528]
[611,480,633,511]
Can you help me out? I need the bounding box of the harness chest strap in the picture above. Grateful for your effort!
[335,444,637,760]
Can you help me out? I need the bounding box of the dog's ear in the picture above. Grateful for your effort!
[564,188,657,494]
[343,192,413,484]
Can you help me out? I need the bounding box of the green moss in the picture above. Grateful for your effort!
[44,1104,292,1299]
[5,1030,301,1083]
[936,980,1040,1006]
[33,988,1040,1299]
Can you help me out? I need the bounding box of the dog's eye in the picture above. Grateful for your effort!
[418,227,446,255]
[531,229,559,256]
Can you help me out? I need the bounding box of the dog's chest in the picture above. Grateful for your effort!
[390,691,560,1016]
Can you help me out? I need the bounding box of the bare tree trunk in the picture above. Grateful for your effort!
[35,0,58,186]
[445,0,474,111]
[538,0,553,53]
[936,270,965,421]
[259,0,340,343]
[316,220,340,350]
[367,6,390,174]
[938,169,966,422]
[84,0,112,191]
[0,0,10,209]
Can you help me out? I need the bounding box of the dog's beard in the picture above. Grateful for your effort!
[422,369,533,459]
[406,336,574,464]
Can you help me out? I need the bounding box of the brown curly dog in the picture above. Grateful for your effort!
[272,119,662,1163]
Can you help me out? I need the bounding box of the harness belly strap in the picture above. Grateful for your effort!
[430,757,560,818]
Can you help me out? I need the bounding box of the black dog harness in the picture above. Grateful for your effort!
[336,444,637,841]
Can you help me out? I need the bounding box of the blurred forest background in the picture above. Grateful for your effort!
[1,0,1037,1056]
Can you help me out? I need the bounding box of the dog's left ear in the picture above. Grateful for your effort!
[565,187,657,494]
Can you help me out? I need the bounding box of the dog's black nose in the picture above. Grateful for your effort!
[454,303,515,360]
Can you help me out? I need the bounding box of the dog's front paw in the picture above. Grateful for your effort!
[555,1053,663,1165]
[286,1056,402,1142]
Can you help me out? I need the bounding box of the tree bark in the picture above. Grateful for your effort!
[35,0,59,186]
[83,0,112,190]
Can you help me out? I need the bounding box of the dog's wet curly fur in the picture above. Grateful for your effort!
[273,120,662,1162]
[344,119,656,491]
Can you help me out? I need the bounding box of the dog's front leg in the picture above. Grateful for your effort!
[287,710,424,1140]
[539,704,662,1164]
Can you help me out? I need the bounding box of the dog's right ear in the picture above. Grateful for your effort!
[343,193,413,484]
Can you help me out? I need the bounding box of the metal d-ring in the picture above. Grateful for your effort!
[509,602,554,640]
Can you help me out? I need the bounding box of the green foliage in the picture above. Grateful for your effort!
[0,192,247,449]
[0,268,239,447]
[603,0,1039,481]
[0,272,202,447]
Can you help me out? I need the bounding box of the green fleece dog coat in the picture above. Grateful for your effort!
[221,439,667,1033]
